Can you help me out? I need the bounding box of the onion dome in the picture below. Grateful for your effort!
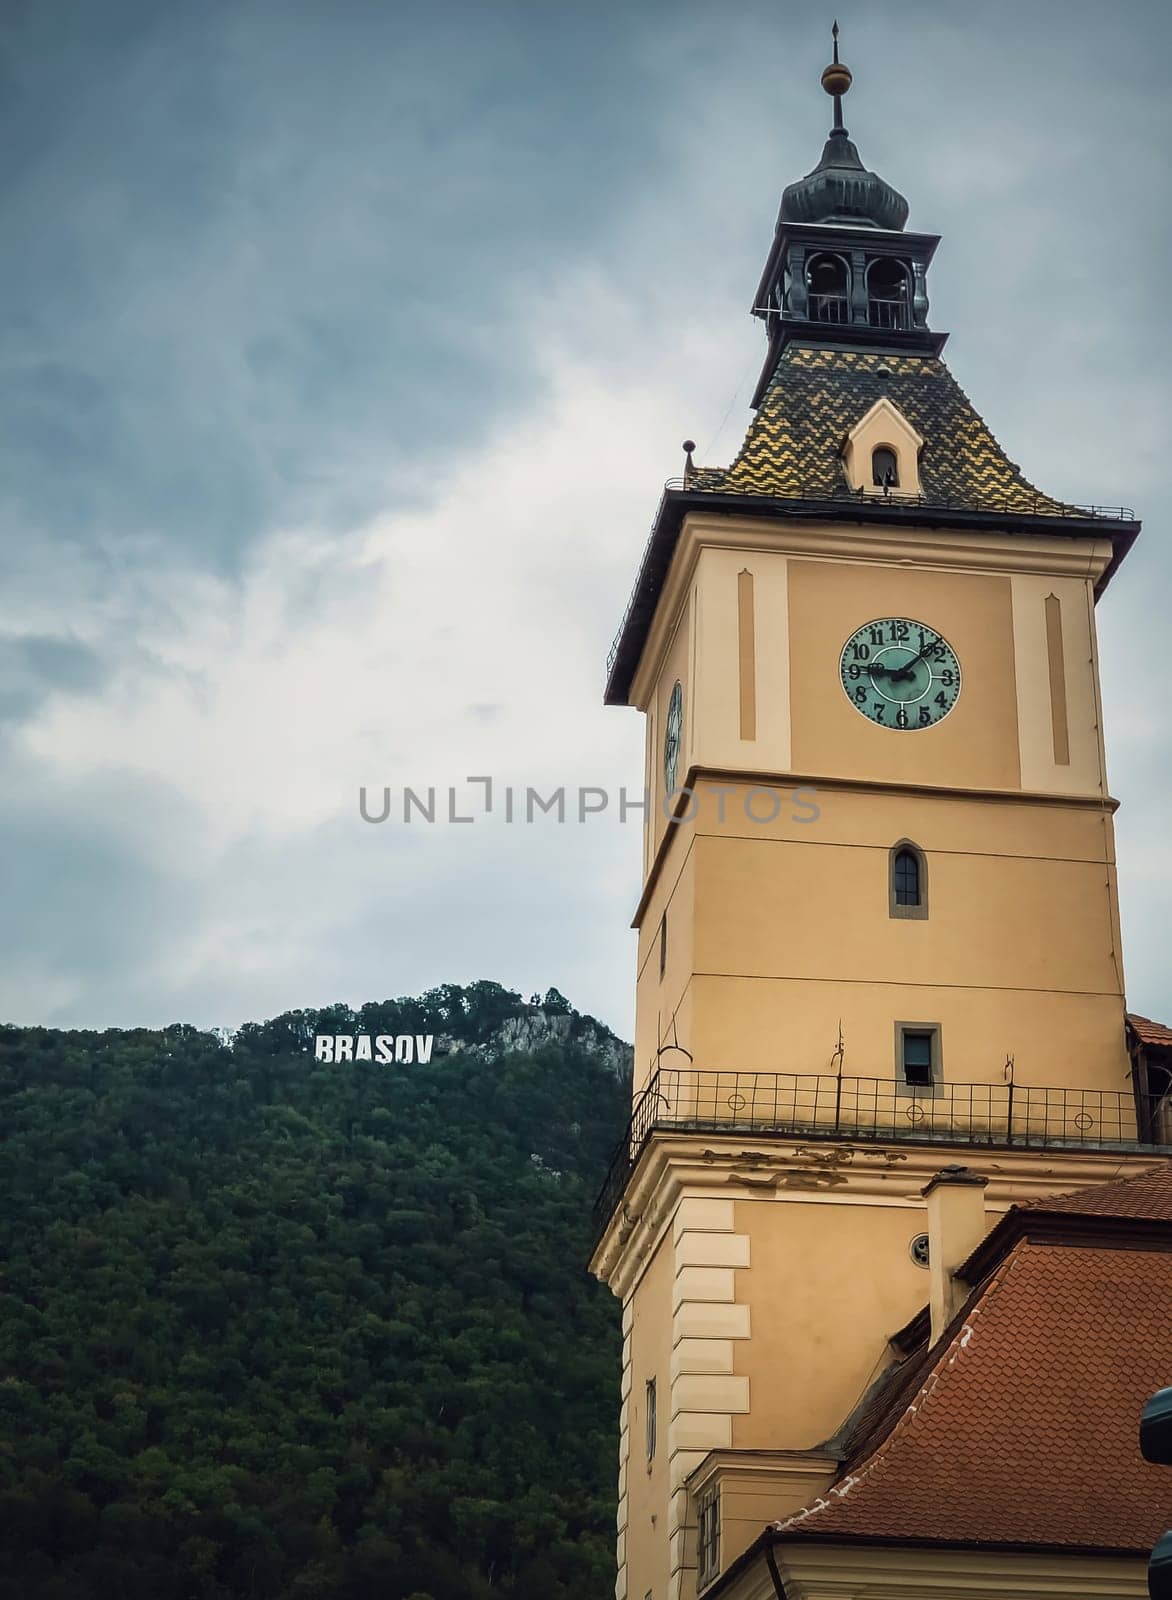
[779,24,909,232]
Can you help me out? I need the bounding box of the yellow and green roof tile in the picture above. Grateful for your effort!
[689,345,1068,517]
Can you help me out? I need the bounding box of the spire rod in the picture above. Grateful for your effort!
[821,20,853,136]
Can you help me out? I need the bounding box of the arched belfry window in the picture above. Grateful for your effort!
[806,253,849,324]
[867,258,911,329]
[890,841,928,920]
[872,446,899,491]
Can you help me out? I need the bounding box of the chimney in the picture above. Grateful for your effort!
[921,1165,989,1343]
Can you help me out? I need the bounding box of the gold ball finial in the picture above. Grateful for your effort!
[821,60,852,98]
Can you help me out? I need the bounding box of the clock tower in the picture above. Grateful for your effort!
[591,32,1161,1600]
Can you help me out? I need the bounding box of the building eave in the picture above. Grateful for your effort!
[604,489,1140,707]
[703,1526,1149,1600]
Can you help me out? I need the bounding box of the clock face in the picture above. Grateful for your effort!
[663,680,683,792]
[840,618,961,730]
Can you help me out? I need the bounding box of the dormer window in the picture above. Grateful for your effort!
[806,253,849,324]
[867,258,911,330]
[872,447,899,490]
[842,400,924,499]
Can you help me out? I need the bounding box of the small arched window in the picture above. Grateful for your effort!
[890,841,928,920]
[872,446,899,490]
[806,253,850,324]
[894,849,919,904]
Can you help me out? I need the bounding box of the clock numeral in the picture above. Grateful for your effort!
[918,705,932,726]
[854,686,868,705]
[873,704,886,723]
[868,626,884,646]
[934,691,949,708]
[846,663,864,681]
[896,706,908,728]
[888,620,910,643]
[939,670,956,687]
[850,642,871,661]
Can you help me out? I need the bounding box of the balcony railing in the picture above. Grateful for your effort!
[868,295,910,329]
[591,1068,1170,1245]
[809,293,849,323]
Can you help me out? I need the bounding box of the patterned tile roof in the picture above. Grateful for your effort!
[778,1238,1172,1551]
[1129,1013,1172,1050]
[690,344,1069,515]
[1019,1160,1172,1221]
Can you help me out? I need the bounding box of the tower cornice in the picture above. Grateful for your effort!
[610,499,1135,709]
[588,1131,1162,1299]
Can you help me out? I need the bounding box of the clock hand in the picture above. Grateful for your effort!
[869,658,918,684]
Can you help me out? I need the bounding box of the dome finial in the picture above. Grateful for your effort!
[821,20,853,134]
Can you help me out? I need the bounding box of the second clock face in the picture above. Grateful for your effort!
[840,618,961,730]
[664,680,683,791]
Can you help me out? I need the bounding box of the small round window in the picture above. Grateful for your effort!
[910,1233,930,1268]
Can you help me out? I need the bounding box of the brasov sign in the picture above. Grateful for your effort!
[314,1034,436,1064]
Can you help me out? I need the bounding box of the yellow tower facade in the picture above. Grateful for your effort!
[591,40,1162,1600]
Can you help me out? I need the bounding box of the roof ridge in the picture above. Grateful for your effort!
[775,1246,1026,1532]
[1018,1156,1172,1214]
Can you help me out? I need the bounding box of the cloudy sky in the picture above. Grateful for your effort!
[2,0,1170,1039]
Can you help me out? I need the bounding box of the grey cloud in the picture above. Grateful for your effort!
[0,633,109,722]
[0,767,203,1022]
[0,0,672,572]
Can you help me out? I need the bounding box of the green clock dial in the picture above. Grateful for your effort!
[840,618,961,730]
[664,681,683,791]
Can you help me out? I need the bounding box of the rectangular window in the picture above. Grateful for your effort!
[896,1023,941,1090]
[658,913,667,979]
[697,1486,721,1587]
[645,1378,657,1461]
[903,1031,933,1085]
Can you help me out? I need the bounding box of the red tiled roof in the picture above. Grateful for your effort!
[1128,1012,1172,1049]
[1021,1160,1172,1220]
[778,1240,1172,1550]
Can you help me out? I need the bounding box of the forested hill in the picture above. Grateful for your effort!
[0,982,632,1600]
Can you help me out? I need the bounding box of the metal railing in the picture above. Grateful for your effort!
[604,486,1136,681]
[592,1068,1167,1244]
[868,296,910,329]
[809,293,850,324]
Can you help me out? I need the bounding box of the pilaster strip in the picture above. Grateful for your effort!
[1045,592,1071,765]
[737,569,757,741]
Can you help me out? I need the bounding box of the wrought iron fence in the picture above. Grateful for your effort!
[591,1068,1165,1245]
